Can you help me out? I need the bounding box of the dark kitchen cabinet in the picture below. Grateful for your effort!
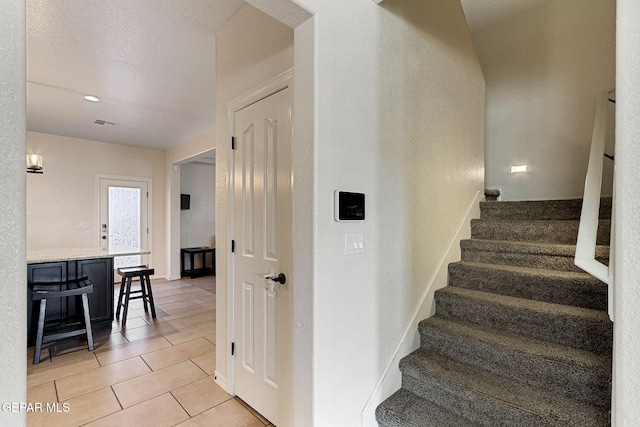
[27,258,114,345]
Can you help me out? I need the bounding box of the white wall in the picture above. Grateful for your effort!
[472,0,616,200]
[180,162,216,249]
[295,0,485,425]
[0,0,27,425]
[614,0,640,424]
[26,131,167,277]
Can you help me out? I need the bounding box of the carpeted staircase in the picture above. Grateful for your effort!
[376,198,613,427]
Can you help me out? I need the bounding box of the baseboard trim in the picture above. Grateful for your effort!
[214,370,229,393]
[360,190,482,426]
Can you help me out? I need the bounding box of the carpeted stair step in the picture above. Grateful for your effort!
[470,219,610,245]
[480,198,612,221]
[375,389,481,427]
[435,286,612,354]
[418,316,611,407]
[399,349,611,427]
[460,239,609,272]
[448,261,607,310]
[376,197,613,426]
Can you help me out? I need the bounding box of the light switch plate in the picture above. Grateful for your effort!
[345,232,364,255]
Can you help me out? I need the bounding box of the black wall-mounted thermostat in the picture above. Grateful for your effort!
[180,194,191,210]
[335,191,365,222]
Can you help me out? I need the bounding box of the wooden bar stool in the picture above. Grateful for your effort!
[31,277,94,365]
[116,266,156,327]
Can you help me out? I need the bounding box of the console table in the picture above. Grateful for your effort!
[181,247,216,279]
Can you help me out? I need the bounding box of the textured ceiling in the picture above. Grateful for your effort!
[26,0,526,151]
[26,0,245,150]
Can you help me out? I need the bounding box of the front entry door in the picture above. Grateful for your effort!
[99,178,149,270]
[233,86,292,427]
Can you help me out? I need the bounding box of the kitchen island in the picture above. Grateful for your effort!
[27,247,148,346]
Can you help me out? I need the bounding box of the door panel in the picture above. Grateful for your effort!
[233,86,292,427]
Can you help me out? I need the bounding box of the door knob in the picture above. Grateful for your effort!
[264,273,286,284]
[102,236,107,240]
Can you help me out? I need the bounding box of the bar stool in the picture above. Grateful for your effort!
[31,277,94,365]
[116,265,156,327]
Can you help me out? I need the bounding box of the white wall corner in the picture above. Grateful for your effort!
[360,191,482,426]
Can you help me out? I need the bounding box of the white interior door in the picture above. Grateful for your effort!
[99,178,149,270]
[233,86,292,427]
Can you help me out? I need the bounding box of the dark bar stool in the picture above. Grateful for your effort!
[31,277,94,365]
[116,265,156,327]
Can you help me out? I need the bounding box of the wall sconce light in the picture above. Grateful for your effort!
[26,154,43,174]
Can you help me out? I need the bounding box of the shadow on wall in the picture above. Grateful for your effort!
[473,0,615,200]
[369,0,484,420]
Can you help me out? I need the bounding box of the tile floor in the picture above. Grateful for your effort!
[27,277,273,427]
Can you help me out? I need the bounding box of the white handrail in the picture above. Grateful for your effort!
[575,89,615,321]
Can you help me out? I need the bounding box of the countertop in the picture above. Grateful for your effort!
[27,247,150,264]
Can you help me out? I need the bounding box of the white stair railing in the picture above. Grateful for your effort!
[575,89,615,321]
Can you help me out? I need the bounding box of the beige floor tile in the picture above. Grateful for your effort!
[153,294,187,305]
[176,310,216,327]
[93,330,129,350]
[123,299,145,310]
[84,393,189,427]
[27,381,57,404]
[27,352,100,388]
[156,298,202,311]
[204,334,216,345]
[152,287,199,299]
[128,307,173,323]
[94,335,172,366]
[23,278,240,425]
[27,347,95,374]
[191,351,216,375]
[120,319,184,342]
[187,297,216,306]
[175,398,265,427]
[42,337,99,359]
[161,303,213,319]
[56,356,151,401]
[141,338,215,371]
[164,321,216,345]
[172,291,214,301]
[27,387,121,427]
[171,376,232,417]
[236,397,271,425]
[112,360,207,408]
[113,316,149,330]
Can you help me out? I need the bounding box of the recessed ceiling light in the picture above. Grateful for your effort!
[84,95,100,102]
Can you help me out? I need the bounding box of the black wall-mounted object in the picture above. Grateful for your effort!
[335,191,365,222]
[181,194,191,210]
